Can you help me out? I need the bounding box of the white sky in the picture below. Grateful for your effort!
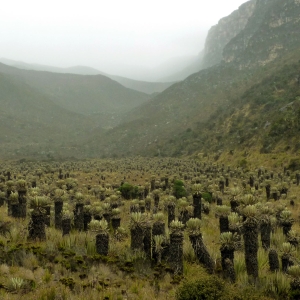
[1,0,249,76]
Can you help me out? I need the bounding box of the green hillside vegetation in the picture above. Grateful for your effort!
[154,50,300,158]
[0,63,150,119]
[0,63,152,158]
[85,50,300,158]
[0,72,99,159]
[0,58,175,95]
[86,63,251,158]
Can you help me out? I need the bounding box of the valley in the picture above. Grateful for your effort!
[1,0,300,299]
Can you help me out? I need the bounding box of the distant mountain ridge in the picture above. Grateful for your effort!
[0,61,154,160]
[0,58,105,75]
[0,63,150,124]
[0,58,175,95]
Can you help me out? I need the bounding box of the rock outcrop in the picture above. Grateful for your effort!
[201,0,256,69]
[223,0,300,68]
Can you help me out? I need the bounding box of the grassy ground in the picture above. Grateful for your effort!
[0,157,299,299]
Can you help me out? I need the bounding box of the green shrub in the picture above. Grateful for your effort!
[238,159,248,169]
[175,276,265,300]
[202,192,212,203]
[288,158,300,171]
[176,276,225,300]
[173,180,187,199]
[119,183,139,199]
[290,289,300,300]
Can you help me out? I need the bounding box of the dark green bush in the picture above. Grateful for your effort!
[238,159,248,169]
[202,192,212,203]
[176,276,225,300]
[288,158,300,171]
[119,183,139,200]
[173,180,187,199]
[289,289,300,300]
[176,276,270,300]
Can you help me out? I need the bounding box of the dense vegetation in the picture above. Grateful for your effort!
[0,157,299,299]
[161,52,300,157]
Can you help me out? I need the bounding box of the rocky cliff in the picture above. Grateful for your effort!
[201,0,256,69]
[223,0,300,68]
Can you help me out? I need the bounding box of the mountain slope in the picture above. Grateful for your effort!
[223,0,300,68]
[0,72,97,158]
[86,63,252,157]
[151,50,300,157]
[201,0,256,69]
[0,58,105,75]
[108,75,174,94]
[158,52,204,82]
[0,63,150,125]
[0,58,174,94]
[159,0,256,82]
[0,58,107,75]
[85,0,300,158]
[1,0,300,160]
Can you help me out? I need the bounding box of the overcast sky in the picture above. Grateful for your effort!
[1,0,248,77]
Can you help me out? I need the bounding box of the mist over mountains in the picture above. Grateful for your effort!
[1,0,300,160]
[0,55,197,84]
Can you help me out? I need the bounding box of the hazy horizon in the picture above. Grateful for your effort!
[1,0,249,80]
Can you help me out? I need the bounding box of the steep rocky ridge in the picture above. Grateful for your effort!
[201,0,256,69]
[159,1,257,80]
[223,0,300,68]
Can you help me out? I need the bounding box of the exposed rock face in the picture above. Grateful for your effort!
[202,0,300,70]
[201,0,256,69]
[223,0,300,68]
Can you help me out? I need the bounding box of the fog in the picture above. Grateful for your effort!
[1,0,249,81]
